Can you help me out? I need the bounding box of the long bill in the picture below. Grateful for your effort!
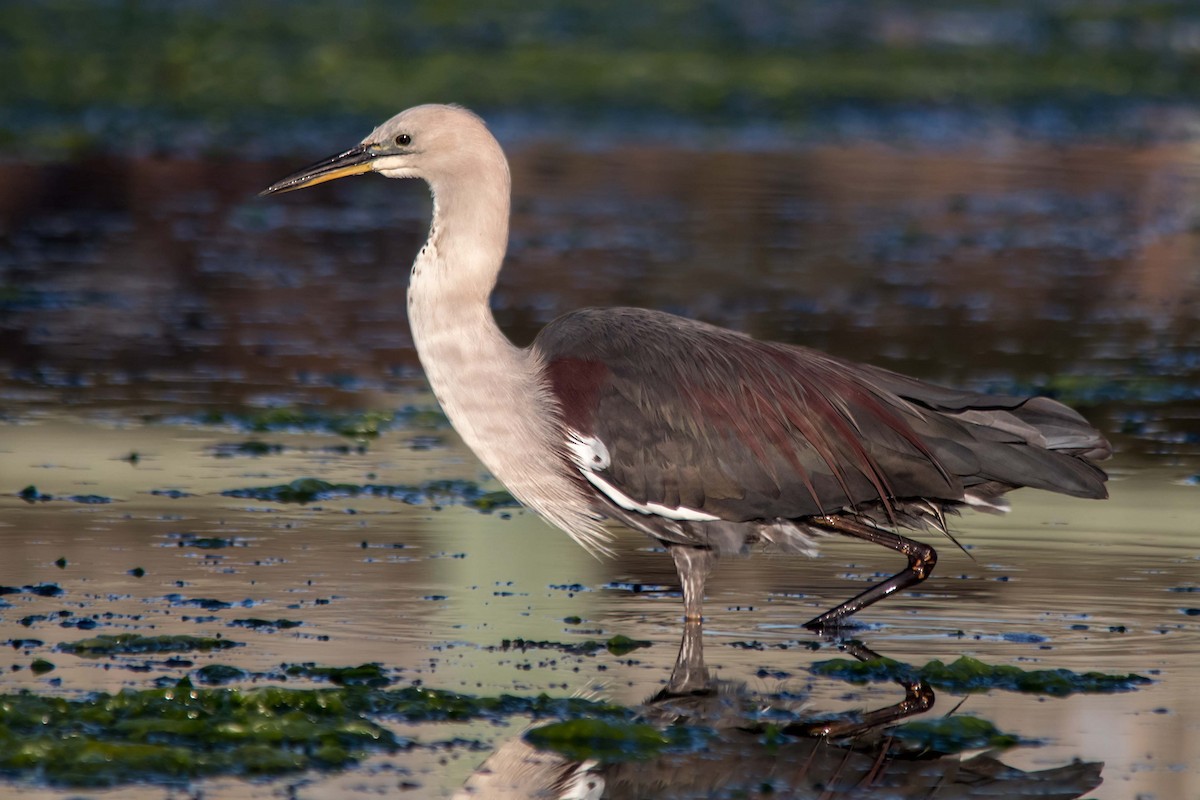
[260,145,377,195]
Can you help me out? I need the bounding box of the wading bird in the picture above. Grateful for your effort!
[263,105,1109,630]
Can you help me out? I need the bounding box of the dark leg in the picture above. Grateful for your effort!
[794,639,934,737]
[804,515,937,631]
[669,544,716,622]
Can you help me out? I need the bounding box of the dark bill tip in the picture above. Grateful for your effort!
[260,145,377,196]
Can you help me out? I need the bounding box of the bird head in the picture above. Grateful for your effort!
[261,104,503,196]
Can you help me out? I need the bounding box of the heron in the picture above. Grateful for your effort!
[263,104,1110,630]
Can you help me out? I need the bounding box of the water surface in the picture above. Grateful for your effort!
[1,136,1198,797]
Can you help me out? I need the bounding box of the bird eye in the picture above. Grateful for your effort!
[395,133,412,146]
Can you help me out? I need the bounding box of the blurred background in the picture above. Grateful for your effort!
[4,0,1200,153]
[1,0,1198,460]
[1,4,1199,797]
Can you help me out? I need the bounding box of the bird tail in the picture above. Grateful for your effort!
[855,364,1111,501]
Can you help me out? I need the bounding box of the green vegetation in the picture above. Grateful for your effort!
[0,678,632,786]
[284,663,391,687]
[521,702,1031,763]
[194,664,248,685]
[525,718,711,762]
[58,634,242,658]
[188,407,446,438]
[223,477,517,510]
[3,1,1199,155]
[272,682,628,725]
[16,486,110,504]
[212,440,285,457]
[0,668,1046,787]
[497,635,651,656]
[0,583,62,597]
[229,618,303,631]
[17,485,45,502]
[890,715,1022,751]
[368,685,629,722]
[0,681,401,786]
[29,659,56,675]
[180,536,237,549]
[603,634,653,656]
[811,654,1151,697]
[467,489,521,512]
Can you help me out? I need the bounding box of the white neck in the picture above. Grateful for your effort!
[405,161,610,553]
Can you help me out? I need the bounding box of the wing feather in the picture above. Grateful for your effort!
[535,307,1108,525]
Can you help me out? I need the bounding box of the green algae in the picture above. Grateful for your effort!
[201,408,394,438]
[285,663,391,687]
[0,583,63,597]
[15,486,111,504]
[184,406,448,438]
[521,706,1026,764]
[222,477,517,511]
[58,634,241,658]
[362,686,630,725]
[194,664,248,685]
[497,635,651,657]
[498,638,601,655]
[68,494,113,504]
[889,715,1023,752]
[0,681,401,787]
[228,618,302,631]
[0,678,632,787]
[466,489,520,512]
[17,485,46,502]
[163,595,233,611]
[181,536,237,549]
[211,440,284,458]
[810,655,1151,697]
[0,663,1054,787]
[604,634,652,656]
[390,407,453,431]
[524,718,711,762]
[166,532,242,550]
[222,477,358,503]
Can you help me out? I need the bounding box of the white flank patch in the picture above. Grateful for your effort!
[566,430,611,470]
[561,760,605,800]
[566,430,720,522]
[963,492,1011,512]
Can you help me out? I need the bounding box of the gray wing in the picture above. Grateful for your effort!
[534,307,1108,528]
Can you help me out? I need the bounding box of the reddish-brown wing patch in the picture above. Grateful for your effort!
[545,357,611,434]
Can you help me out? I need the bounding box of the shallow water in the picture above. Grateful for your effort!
[1,136,1198,797]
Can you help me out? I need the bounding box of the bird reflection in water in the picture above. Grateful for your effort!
[456,624,1103,799]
